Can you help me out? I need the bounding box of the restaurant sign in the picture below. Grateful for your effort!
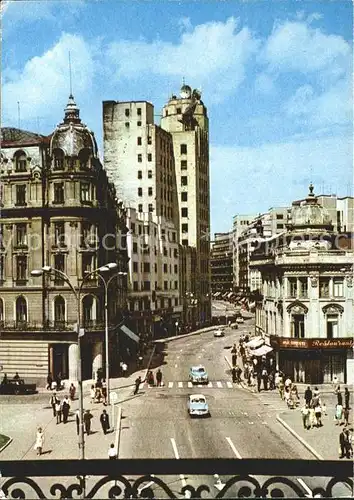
[271,336,353,349]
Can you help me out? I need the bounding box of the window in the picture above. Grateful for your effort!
[143,263,150,273]
[276,214,284,220]
[144,226,150,235]
[174,249,178,258]
[148,153,152,162]
[182,223,188,233]
[180,144,187,154]
[181,176,188,186]
[54,254,65,284]
[125,122,130,128]
[16,224,27,247]
[16,185,26,205]
[181,160,187,170]
[137,121,142,127]
[138,187,143,197]
[82,295,96,325]
[137,108,142,116]
[143,281,151,291]
[163,247,167,256]
[276,224,284,229]
[327,314,339,339]
[172,232,176,242]
[288,278,297,298]
[15,152,27,172]
[291,314,305,338]
[54,183,65,204]
[16,256,27,282]
[320,278,330,298]
[16,296,27,323]
[164,281,168,291]
[137,170,142,179]
[147,136,152,145]
[148,187,153,196]
[125,108,130,117]
[174,264,178,273]
[53,149,65,170]
[181,207,188,218]
[54,296,65,323]
[131,223,135,234]
[133,281,139,291]
[54,222,65,246]
[138,204,143,213]
[148,170,152,179]
[80,183,91,202]
[299,278,308,298]
[181,192,188,202]
[177,107,182,114]
[163,263,168,273]
[137,154,142,163]
[137,137,142,146]
[133,242,138,253]
[182,239,188,246]
[133,262,138,272]
[333,279,344,297]
[174,281,178,289]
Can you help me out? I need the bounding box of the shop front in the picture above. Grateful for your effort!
[270,336,353,384]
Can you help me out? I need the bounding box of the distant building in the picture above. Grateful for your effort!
[0,96,128,383]
[210,232,233,299]
[251,185,354,384]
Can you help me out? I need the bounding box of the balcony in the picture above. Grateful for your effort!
[0,320,106,332]
[0,458,351,498]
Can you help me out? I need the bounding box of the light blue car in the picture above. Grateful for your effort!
[189,365,209,384]
[187,394,210,417]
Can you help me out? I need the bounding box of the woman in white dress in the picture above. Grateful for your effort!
[34,427,44,456]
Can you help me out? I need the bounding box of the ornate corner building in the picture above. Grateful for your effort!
[0,96,128,384]
[251,185,354,384]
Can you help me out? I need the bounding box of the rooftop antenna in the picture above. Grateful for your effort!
[69,51,73,96]
[17,101,21,129]
[182,76,185,86]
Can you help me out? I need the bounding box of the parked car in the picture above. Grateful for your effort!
[214,329,225,338]
[236,317,244,324]
[189,365,209,384]
[187,394,210,417]
[0,379,37,395]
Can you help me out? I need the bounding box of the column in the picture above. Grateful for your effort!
[49,345,54,376]
[92,341,103,380]
[68,343,79,381]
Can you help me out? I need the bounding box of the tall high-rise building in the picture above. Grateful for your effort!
[161,84,211,325]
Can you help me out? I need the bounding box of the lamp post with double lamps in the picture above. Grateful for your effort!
[31,262,119,460]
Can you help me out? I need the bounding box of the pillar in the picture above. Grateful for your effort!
[49,345,54,376]
[92,341,103,380]
[68,343,79,381]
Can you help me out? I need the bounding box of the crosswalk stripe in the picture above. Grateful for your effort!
[208,382,213,388]
[227,381,233,388]
[168,382,173,388]
[198,384,203,388]
[188,382,193,388]
[217,381,223,388]
[178,382,183,388]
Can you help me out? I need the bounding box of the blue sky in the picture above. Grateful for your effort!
[2,0,353,233]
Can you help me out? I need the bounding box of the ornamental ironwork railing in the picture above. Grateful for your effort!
[0,458,352,499]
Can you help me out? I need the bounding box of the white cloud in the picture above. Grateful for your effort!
[254,72,276,94]
[2,33,97,125]
[261,21,350,75]
[210,135,353,232]
[106,17,259,103]
[3,0,86,26]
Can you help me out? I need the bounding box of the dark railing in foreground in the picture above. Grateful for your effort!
[0,459,352,498]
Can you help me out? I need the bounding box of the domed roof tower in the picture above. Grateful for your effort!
[289,184,333,232]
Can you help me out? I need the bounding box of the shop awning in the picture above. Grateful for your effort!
[119,324,140,343]
[252,344,273,357]
[245,336,264,349]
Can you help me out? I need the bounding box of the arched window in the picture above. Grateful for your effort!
[82,295,97,327]
[16,296,27,324]
[14,151,27,172]
[78,149,90,170]
[54,296,65,325]
[53,149,65,171]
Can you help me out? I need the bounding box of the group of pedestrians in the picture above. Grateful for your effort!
[49,393,71,424]
[300,386,326,429]
[133,368,163,395]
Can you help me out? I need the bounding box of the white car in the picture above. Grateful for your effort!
[236,317,244,324]
[214,329,225,337]
[187,394,210,417]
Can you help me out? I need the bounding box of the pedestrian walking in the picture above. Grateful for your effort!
[46,372,53,390]
[344,387,350,409]
[90,385,96,404]
[156,369,163,387]
[314,402,322,427]
[339,429,351,458]
[76,409,80,436]
[102,379,107,405]
[84,409,93,435]
[257,373,262,393]
[236,366,242,383]
[108,443,117,459]
[231,367,237,383]
[343,406,350,427]
[69,383,76,401]
[308,406,316,429]
[56,373,62,391]
[122,362,128,376]
[284,376,292,390]
[49,392,59,417]
[134,376,142,395]
[100,409,110,434]
[304,386,312,405]
[291,385,299,406]
[147,370,155,386]
[61,396,70,424]
[278,377,285,400]
[335,386,343,406]
[232,353,237,367]
[301,403,310,430]
[34,427,44,456]
[268,371,275,390]
[262,367,268,391]
[334,403,343,425]
[55,399,62,424]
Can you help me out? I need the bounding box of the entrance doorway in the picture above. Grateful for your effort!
[51,344,68,379]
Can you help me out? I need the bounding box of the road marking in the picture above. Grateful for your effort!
[115,406,122,457]
[208,382,213,388]
[225,437,242,459]
[168,382,174,388]
[198,384,203,388]
[188,382,193,388]
[297,478,315,497]
[216,381,223,388]
[170,438,188,488]
[178,382,183,388]
[226,381,233,388]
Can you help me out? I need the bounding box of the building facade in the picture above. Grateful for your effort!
[161,84,211,325]
[251,186,354,384]
[210,232,233,297]
[0,96,128,384]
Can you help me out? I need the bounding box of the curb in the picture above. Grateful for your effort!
[155,327,216,343]
[0,436,12,454]
[276,413,324,461]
